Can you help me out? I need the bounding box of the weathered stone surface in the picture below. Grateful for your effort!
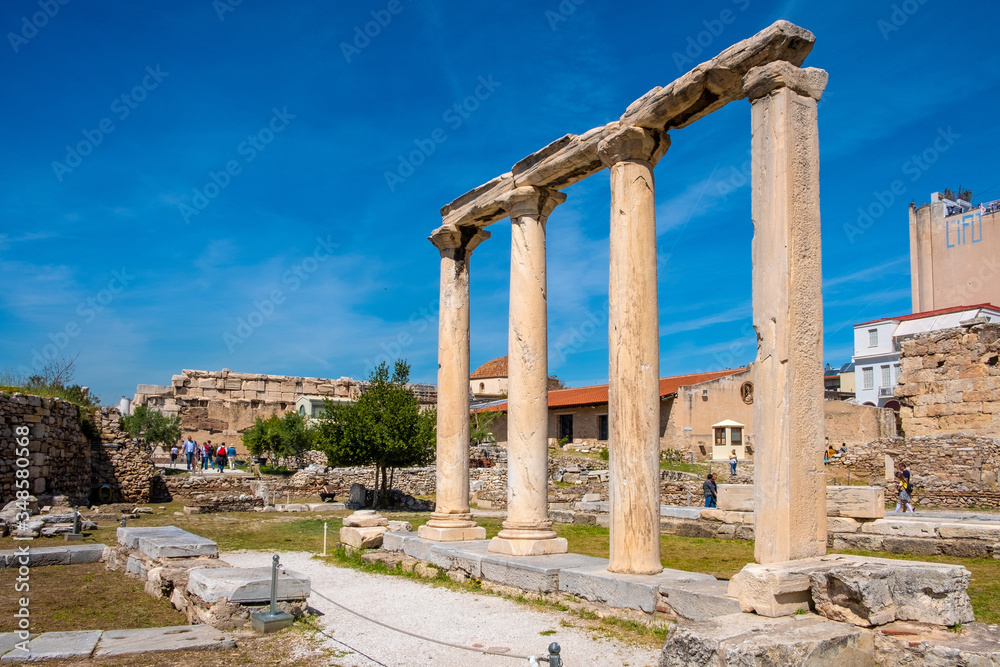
[0,545,104,568]
[873,621,1000,666]
[718,484,753,512]
[339,526,386,549]
[659,613,875,667]
[826,517,862,533]
[187,567,310,604]
[558,564,714,613]
[439,172,513,228]
[387,520,412,533]
[1,630,102,664]
[938,522,1000,540]
[480,552,601,593]
[809,558,974,627]
[860,518,937,538]
[826,486,884,519]
[93,625,235,657]
[342,510,388,528]
[657,580,742,621]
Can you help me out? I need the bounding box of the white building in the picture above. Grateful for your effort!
[852,303,1000,408]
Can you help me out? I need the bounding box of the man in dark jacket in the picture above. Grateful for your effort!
[703,473,718,508]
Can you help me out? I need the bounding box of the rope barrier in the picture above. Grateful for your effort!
[308,588,550,664]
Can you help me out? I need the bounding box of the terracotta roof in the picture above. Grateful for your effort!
[471,356,508,379]
[855,303,1000,327]
[477,368,746,412]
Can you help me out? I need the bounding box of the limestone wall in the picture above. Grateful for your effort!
[896,322,1000,436]
[823,401,897,448]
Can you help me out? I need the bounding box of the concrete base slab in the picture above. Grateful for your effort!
[118,526,218,559]
[480,552,606,593]
[659,613,876,666]
[487,536,568,556]
[429,540,492,576]
[417,525,486,542]
[117,526,188,550]
[93,625,235,657]
[251,611,294,634]
[0,544,106,568]
[187,566,310,603]
[1,630,102,664]
[559,564,715,613]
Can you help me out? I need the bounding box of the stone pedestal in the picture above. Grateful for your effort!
[418,226,489,543]
[490,186,568,557]
[598,125,670,575]
[744,61,829,564]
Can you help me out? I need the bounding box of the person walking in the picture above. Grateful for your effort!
[183,436,196,471]
[729,450,738,476]
[169,445,179,468]
[215,443,228,473]
[703,473,718,508]
[227,444,237,470]
[193,442,201,472]
[202,441,213,471]
[893,478,915,514]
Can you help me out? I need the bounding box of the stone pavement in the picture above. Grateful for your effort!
[0,626,235,663]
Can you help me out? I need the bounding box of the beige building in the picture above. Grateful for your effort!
[910,192,1000,312]
[470,356,509,399]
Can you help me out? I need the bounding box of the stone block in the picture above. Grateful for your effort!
[342,510,388,528]
[117,526,187,550]
[575,501,610,513]
[880,536,940,557]
[126,556,147,578]
[717,484,753,511]
[0,547,69,568]
[937,522,1000,540]
[557,564,711,613]
[187,567,310,604]
[938,539,992,559]
[429,541,491,578]
[1,631,103,664]
[831,533,884,552]
[809,557,974,627]
[826,517,862,534]
[728,562,813,617]
[660,506,704,520]
[339,526,386,549]
[93,625,235,658]
[381,531,407,552]
[657,580,742,621]
[827,486,885,519]
[480,552,602,593]
[860,519,938,538]
[387,520,412,533]
[138,531,218,559]
[659,613,876,667]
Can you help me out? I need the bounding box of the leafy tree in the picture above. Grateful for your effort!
[314,360,435,507]
[121,404,182,450]
[242,411,315,460]
[470,409,499,445]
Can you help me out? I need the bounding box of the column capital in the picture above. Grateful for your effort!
[743,62,828,102]
[597,125,670,169]
[496,186,567,221]
[428,225,490,256]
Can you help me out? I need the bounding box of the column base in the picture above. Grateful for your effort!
[417,524,486,542]
[488,535,568,556]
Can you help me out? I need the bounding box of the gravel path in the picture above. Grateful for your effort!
[224,550,661,667]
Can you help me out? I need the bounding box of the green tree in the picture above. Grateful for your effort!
[470,409,499,445]
[120,404,182,450]
[314,360,435,507]
[242,411,314,461]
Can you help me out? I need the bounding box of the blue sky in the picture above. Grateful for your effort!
[2,0,999,404]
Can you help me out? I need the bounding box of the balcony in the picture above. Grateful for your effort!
[878,386,894,397]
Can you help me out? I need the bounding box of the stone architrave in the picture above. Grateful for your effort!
[598,125,670,575]
[489,186,568,556]
[744,61,829,564]
[418,226,490,543]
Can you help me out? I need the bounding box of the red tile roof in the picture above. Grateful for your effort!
[855,303,1000,327]
[471,356,508,379]
[477,368,747,412]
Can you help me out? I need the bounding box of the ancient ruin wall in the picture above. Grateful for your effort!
[896,322,1000,436]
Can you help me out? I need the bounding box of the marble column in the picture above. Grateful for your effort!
[744,61,829,564]
[489,186,568,556]
[598,126,670,575]
[418,225,490,542]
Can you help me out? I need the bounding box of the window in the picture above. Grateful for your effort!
[558,414,574,442]
[479,382,485,393]
[868,329,878,347]
[893,363,901,381]
[881,365,891,387]
[714,428,727,446]
[862,367,874,390]
[597,415,608,441]
[731,427,743,446]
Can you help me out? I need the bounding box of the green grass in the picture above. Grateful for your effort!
[659,460,710,476]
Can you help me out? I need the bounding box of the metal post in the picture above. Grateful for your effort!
[121,516,127,527]
[687,490,691,507]
[323,523,328,556]
[548,643,562,667]
[270,554,279,616]
[73,506,80,535]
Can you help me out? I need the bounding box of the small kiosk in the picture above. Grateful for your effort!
[711,419,746,461]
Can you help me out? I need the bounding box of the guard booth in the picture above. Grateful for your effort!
[711,419,746,461]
